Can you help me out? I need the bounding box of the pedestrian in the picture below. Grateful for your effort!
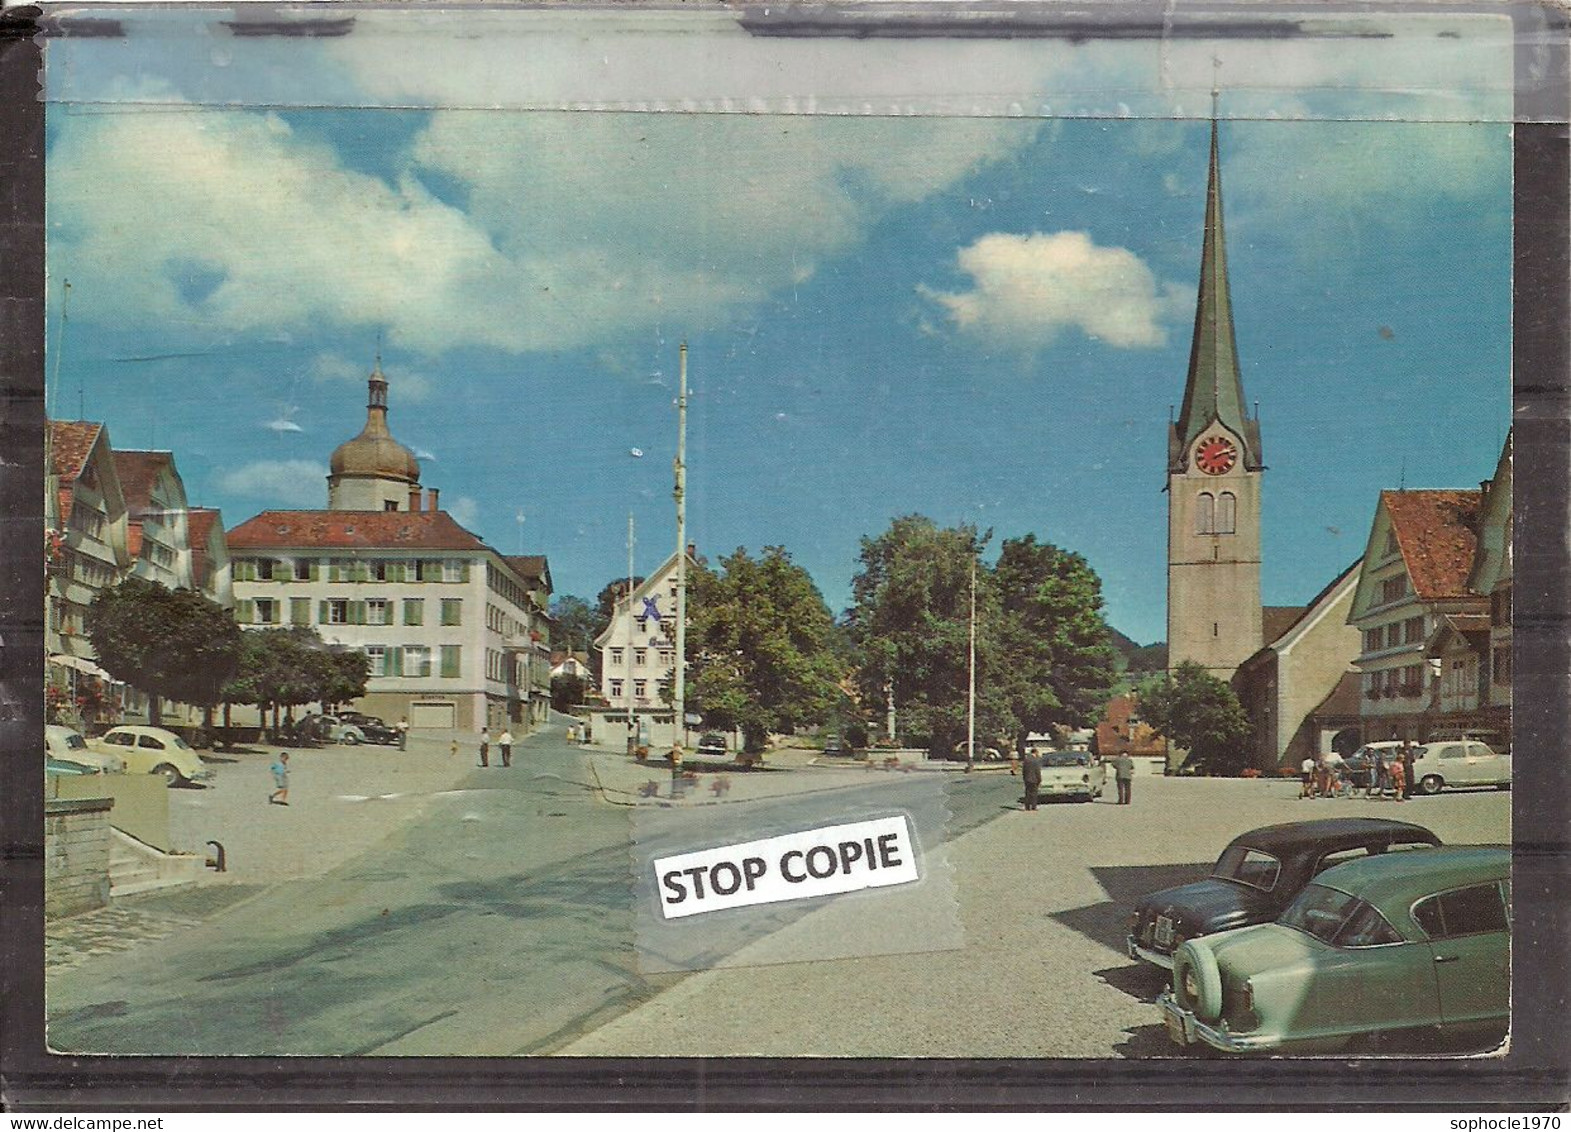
[1369,750,1387,799]
[478,727,490,767]
[1114,752,1136,804]
[396,716,409,751]
[499,728,513,768]
[1401,740,1416,799]
[1020,749,1042,811]
[268,752,290,806]
[1388,753,1407,802]
[1299,755,1315,799]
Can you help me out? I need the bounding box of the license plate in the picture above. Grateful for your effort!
[1154,916,1175,947]
[1164,1008,1188,1045]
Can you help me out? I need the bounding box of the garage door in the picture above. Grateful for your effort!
[409,701,456,729]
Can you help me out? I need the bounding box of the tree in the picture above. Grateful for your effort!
[686,546,846,754]
[1139,661,1253,774]
[222,626,366,736]
[991,534,1119,753]
[845,516,1015,757]
[552,672,587,714]
[86,577,242,727]
[549,594,597,654]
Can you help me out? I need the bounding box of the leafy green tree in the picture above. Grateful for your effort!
[552,672,587,713]
[845,516,1015,757]
[1139,661,1253,774]
[549,594,597,654]
[686,546,845,754]
[223,626,365,736]
[991,534,1119,752]
[86,577,242,727]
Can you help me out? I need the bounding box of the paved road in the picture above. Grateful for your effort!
[46,725,1009,1056]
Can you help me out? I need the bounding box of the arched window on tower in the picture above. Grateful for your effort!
[1195,492,1215,535]
[1217,492,1237,534]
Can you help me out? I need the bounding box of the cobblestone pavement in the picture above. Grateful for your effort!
[46,885,267,973]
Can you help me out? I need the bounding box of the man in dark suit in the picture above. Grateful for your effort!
[1021,750,1043,811]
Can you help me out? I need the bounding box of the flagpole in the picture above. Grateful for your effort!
[626,511,637,757]
[967,554,977,771]
[672,342,689,759]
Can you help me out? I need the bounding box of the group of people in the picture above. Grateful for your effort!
[476,728,515,768]
[1018,750,1137,811]
[1300,743,1414,801]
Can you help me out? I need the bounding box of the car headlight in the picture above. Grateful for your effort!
[1182,969,1199,1000]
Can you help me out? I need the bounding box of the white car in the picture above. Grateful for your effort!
[45,725,127,774]
[96,725,215,785]
[1038,751,1106,801]
[1356,740,1511,794]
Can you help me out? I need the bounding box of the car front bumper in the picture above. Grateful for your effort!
[1126,935,1176,970]
[1157,991,1281,1053]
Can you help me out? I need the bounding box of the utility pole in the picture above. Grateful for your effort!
[967,554,977,771]
[672,342,689,759]
[626,511,637,757]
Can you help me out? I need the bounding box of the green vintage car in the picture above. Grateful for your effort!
[1158,846,1509,1054]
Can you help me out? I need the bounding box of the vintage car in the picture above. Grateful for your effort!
[1038,750,1106,801]
[1410,740,1512,795]
[1127,818,1442,969]
[96,725,215,785]
[46,725,128,774]
[1158,846,1509,1054]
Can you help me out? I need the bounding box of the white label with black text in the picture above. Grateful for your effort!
[653,815,919,919]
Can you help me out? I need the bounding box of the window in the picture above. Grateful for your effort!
[365,645,387,677]
[74,506,105,539]
[403,646,432,678]
[1212,846,1281,892]
[1381,575,1408,604]
[634,679,647,698]
[609,679,623,698]
[610,648,624,666]
[1492,587,1512,627]
[440,645,461,678]
[102,732,133,747]
[1216,492,1236,534]
[327,599,349,625]
[138,734,166,750]
[1364,629,1383,654]
[634,648,647,666]
[1335,901,1402,948]
[254,598,278,625]
[367,598,391,626]
[256,558,275,581]
[151,543,175,569]
[1195,492,1215,535]
[636,617,648,633]
[413,560,430,582]
[1438,744,1466,761]
[1413,883,1509,939]
[1405,616,1425,644]
[441,599,463,627]
[294,558,312,581]
[404,599,424,626]
[659,649,675,666]
[1384,529,1400,557]
[443,559,464,583]
[1385,623,1402,649]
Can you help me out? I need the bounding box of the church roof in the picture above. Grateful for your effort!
[1171,121,1262,474]
[1261,606,1307,646]
[228,509,488,552]
[329,362,421,484]
[1382,490,1482,600]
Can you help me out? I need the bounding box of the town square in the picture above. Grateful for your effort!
[27,6,1519,1065]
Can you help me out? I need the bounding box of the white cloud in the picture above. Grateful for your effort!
[446,495,481,530]
[218,459,327,507]
[922,231,1185,351]
[311,351,433,402]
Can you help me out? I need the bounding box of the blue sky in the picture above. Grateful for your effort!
[43,12,1512,644]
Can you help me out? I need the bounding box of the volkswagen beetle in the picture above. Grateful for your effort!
[1158,845,1509,1054]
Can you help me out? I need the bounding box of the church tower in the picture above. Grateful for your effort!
[327,359,424,511]
[1167,119,1263,680]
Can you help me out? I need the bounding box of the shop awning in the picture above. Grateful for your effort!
[48,654,112,680]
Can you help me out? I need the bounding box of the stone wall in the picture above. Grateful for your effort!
[45,796,113,919]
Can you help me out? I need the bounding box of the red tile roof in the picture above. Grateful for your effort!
[49,421,102,482]
[112,450,174,516]
[56,488,74,527]
[187,507,224,585]
[227,509,490,551]
[126,522,144,558]
[1383,490,1482,600]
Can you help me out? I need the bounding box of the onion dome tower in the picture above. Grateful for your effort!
[327,358,423,511]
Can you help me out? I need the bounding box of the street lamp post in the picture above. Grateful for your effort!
[672,343,689,762]
[626,511,638,758]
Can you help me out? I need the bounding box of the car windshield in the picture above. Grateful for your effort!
[1044,753,1086,767]
[62,733,87,750]
[1279,883,1403,947]
[1211,845,1282,891]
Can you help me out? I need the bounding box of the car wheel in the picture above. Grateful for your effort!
[341,732,361,746]
[1419,774,1444,795]
[153,763,182,786]
[1174,941,1224,1024]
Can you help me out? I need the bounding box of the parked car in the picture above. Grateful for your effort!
[313,714,370,745]
[95,725,214,785]
[695,732,729,758]
[336,713,399,745]
[1038,750,1106,801]
[45,725,127,774]
[1127,818,1442,969]
[1411,739,1511,795]
[1158,845,1509,1054]
[952,740,1004,762]
[46,753,103,776]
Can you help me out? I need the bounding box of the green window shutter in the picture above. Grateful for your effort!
[388,561,404,583]
[352,600,367,625]
[319,600,329,624]
[427,560,441,584]
[355,559,370,582]
[291,597,309,625]
[389,647,403,677]
[404,599,423,626]
[440,645,461,678]
[441,599,461,627]
[309,560,320,581]
[460,561,471,583]
[236,599,254,624]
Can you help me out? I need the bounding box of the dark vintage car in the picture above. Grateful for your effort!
[1127,818,1442,970]
[338,712,400,745]
[695,732,729,758]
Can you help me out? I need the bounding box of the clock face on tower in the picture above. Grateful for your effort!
[1195,436,1238,476]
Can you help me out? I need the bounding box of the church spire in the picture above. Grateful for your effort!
[1170,118,1262,473]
